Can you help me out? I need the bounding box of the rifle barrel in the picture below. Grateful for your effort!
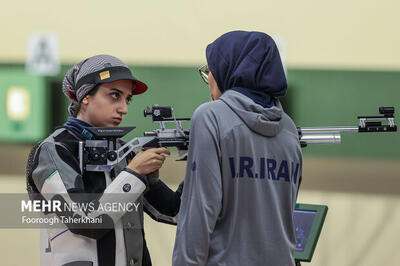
[299,126,358,134]
[300,134,341,144]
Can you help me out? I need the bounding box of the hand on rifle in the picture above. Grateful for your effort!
[127,147,170,176]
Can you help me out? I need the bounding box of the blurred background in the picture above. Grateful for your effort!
[0,0,399,265]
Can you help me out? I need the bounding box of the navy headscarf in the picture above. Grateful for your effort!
[206,31,287,107]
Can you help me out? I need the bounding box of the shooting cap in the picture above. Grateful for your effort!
[62,54,147,116]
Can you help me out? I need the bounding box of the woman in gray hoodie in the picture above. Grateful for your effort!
[173,31,303,266]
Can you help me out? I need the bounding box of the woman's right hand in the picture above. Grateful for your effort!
[126,147,170,176]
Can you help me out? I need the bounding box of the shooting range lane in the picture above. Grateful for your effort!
[300,156,400,195]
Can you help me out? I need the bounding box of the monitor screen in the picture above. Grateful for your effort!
[293,204,328,262]
[293,210,317,252]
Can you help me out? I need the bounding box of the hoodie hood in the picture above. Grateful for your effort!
[206,31,287,107]
[220,90,283,137]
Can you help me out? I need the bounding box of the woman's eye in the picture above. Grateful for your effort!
[110,92,119,99]
[126,97,132,105]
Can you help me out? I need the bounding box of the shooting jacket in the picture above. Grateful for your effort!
[27,126,182,266]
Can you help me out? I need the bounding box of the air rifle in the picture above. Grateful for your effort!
[78,104,190,172]
[79,105,396,172]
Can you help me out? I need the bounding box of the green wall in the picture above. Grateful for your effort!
[1,64,398,158]
[124,67,400,159]
[287,69,399,158]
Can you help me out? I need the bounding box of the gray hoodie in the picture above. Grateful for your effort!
[173,90,302,266]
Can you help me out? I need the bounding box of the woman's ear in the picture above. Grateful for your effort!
[81,95,89,105]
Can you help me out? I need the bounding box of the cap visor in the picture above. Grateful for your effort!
[132,80,148,95]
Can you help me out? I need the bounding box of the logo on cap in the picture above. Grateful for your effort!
[99,70,110,80]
